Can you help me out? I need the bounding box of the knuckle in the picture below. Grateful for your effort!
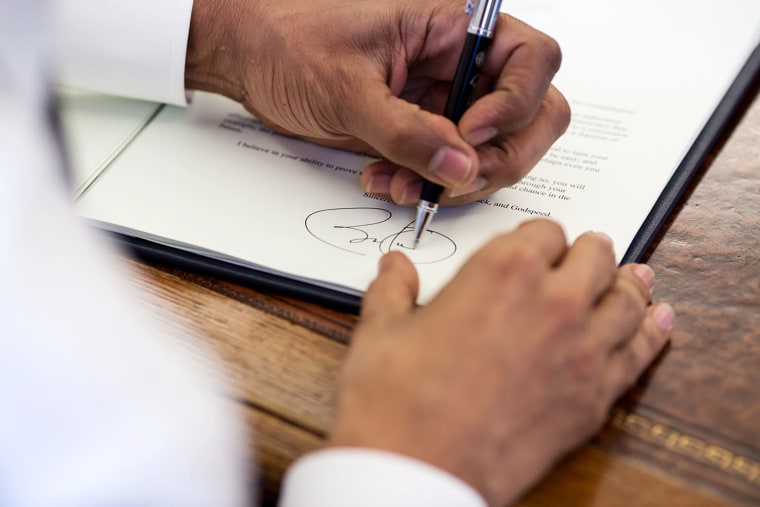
[641,313,668,355]
[383,117,414,149]
[629,268,656,302]
[519,217,566,241]
[472,234,546,285]
[490,235,545,271]
[538,34,563,74]
[617,278,649,316]
[550,87,572,133]
[503,87,538,121]
[565,343,599,383]
[546,286,586,323]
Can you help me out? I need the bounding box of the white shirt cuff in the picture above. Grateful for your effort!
[51,0,193,105]
[278,448,487,507]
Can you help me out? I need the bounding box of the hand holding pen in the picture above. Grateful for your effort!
[355,1,568,247]
[190,0,568,222]
[413,0,503,247]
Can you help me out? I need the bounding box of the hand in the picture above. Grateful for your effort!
[185,0,570,206]
[328,220,674,506]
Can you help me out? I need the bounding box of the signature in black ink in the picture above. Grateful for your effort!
[304,207,456,264]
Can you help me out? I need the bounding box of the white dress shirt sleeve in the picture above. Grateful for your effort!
[1,2,247,499]
[0,106,248,507]
[6,3,494,505]
[279,449,487,507]
[50,0,193,105]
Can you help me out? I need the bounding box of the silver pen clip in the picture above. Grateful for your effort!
[465,0,476,14]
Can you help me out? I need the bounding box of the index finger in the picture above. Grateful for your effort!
[432,218,567,308]
[471,218,568,269]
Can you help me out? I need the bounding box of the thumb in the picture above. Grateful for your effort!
[359,252,420,327]
[348,85,479,191]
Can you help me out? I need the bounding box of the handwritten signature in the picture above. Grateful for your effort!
[304,207,457,264]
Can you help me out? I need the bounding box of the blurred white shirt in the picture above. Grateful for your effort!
[0,1,486,506]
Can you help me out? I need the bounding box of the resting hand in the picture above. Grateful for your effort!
[185,0,570,206]
[328,220,673,506]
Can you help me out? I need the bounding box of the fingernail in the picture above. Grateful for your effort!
[633,264,655,295]
[364,173,392,195]
[653,303,675,331]
[449,176,489,198]
[428,147,472,186]
[465,127,499,146]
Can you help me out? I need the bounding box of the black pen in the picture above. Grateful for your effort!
[412,0,502,248]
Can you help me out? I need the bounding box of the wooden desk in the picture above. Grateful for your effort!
[124,89,760,506]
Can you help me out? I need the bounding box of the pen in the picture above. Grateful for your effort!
[412,0,502,248]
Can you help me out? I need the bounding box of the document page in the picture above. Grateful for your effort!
[57,89,161,197]
[74,0,760,304]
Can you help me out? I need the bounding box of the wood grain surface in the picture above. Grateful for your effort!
[122,88,760,506]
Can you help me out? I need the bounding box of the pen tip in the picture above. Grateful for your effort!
[413,199,438,250]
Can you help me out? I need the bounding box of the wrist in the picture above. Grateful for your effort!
[184,0,255,102]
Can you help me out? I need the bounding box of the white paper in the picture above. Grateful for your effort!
[70,0,760,304]
[57,89,160,197]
